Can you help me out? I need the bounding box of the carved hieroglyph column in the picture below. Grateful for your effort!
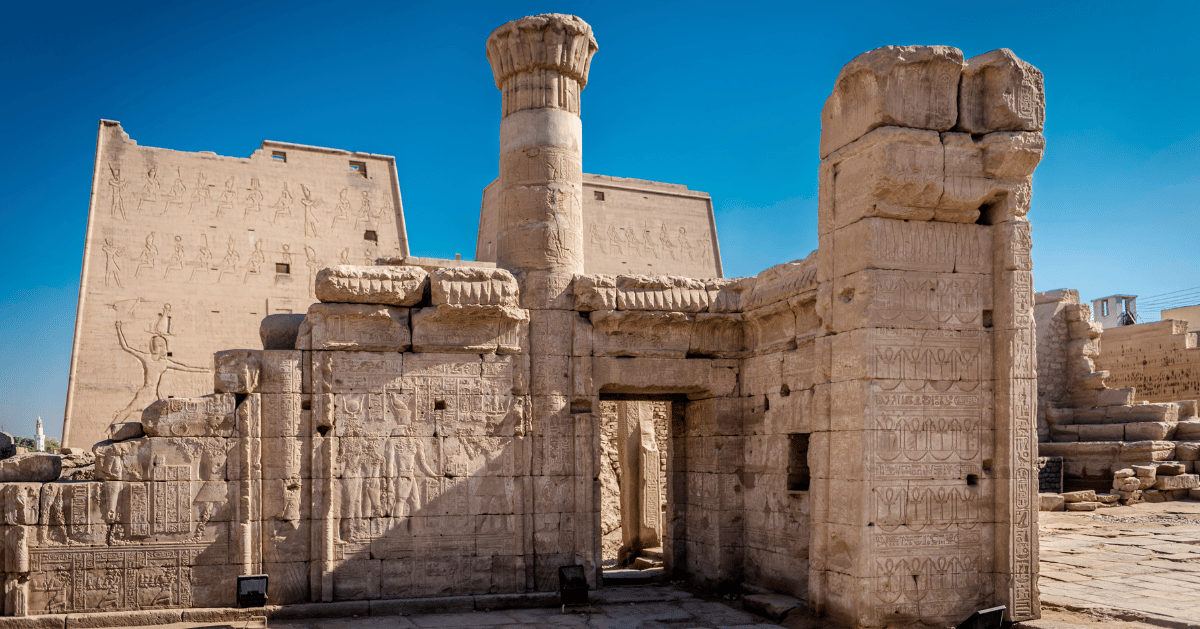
[810,46,1044,628]
[486,14,599,590]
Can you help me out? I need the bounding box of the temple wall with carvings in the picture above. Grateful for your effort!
[15,14,1051,629]
[1096,320,1200,403]
[64,123,409,450]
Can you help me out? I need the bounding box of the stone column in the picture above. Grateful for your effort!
[486,13,599,590]
[809,46,1045,628]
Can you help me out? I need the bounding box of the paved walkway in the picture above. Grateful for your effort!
[1036,500,1200,628]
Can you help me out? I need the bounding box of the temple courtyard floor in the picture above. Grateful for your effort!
[87,502,1200,629]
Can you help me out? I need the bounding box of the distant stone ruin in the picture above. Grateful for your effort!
[8,14,1050,629]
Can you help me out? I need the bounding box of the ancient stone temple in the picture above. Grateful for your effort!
[13,14,1048,629]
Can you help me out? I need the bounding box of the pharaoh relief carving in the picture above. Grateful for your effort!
[111,306,208,425]
[589,220,711,263]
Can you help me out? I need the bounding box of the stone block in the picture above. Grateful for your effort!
[831,269,991,332]
[589,310,693,358]
[141,393,236,438]
[1190,488,1200,501]
[411,304,527,354]
[2,483,41,524]
[260,312,306,350]
[1039,493,1064,511]
[1154,474,1198,491]
[1113,477,1140,493]
[573,274,617,311]
[820,127,945,234]
[981,132,1046,179]
[430,266,519,307]
[1095,492,1119,504]
[1077,424,1123,442]
[744,255,819,311]
[1061,490,1095,503]
[1143,489,1165,503]
[1096,387,1135,407]
[1125,422,1175,442]
[1175,442,1200,461]
[1132,464,1158,477]
[1158,462,1186,476]
[1122,441,1175,462]
[316,264,428,306]
[957,49,1045,134]
[214,349,261,393]
[709,276,756,313]
[614,274,712,312]
[1137,476,1156,490]
[1065,501,1098,511]
[743,301,797,354]
[689,313,744,357]
[307,303,411,351]
[742,593,802,621]
[1176,421,1200,440]
[819,45,963,158]
[1164,488,1190,501]
[829,218,991,278]
[1113,468,1134,479]
[1119,489,1143,503]
[108,421,144,442]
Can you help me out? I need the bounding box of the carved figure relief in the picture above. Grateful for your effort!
[188,235,212,282]
[355,191,373,229]
[132,233,158,279]
[163,236,185,279]
[188,172,210,214]
[243,178,263,220]
[244,240,264,283]
[101,238,125,288]
[216,236,240,283]
[331,188,350,228]
[165,169,186,213]
[108,165,129,220]
[215,177,236,218]
[111,317,208,425]
[136,166,160,213]
[301,185,319,237]
[271,183,293,223]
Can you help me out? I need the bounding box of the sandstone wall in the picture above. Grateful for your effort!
[477,174,721,278]
[1096,320,1200,403]
[64,122,408,450]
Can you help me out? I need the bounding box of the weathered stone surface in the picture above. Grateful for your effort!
[709,276,755,313]
[1095,492,1120,504]
[108,421,144,442]
[574,274,617,311]
[1175,442,1200,461]
[745,254,819,311]
[430,267,519,307]
[957,48,1045,135]
[1039,493,1065,511]
[820,127,944,232]
[0,453,62,482]
[589,311,693,358]
[316,265,428,306]
[615,275,711,312]
[307,302,411,351]
[141,393,236,437]
[1065,501,1099,511]
[1158,462,1186,476]
[742,593,802,621]
[820,45,964,158]
[260,313,306,350]
[1154,474,1199,491]
[1177,421,1200,440]
[1061,490,1096,503]
[1125,422,1175,441]
[214,349,261,394]
[411,304,528,354]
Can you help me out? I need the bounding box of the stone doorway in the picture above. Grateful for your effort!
[598,397,677,579]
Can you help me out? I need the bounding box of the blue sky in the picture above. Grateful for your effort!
[1,0,1197,441]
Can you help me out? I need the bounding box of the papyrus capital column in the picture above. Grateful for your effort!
[486,14,598,293]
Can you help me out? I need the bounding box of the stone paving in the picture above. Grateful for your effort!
[1036,499,1200,628]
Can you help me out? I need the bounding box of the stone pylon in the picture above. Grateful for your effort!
[486,14,600,589]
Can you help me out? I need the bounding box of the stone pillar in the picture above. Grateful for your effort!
[616,402,663,563]
[486,13,599,590]
[809,46,1044,628]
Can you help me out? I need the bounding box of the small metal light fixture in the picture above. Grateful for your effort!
[558,565,588,607]
[956,605,1005,629]
[237,574,269,608]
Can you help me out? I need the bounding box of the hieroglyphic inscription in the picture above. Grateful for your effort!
[870,329,987,381]
[872,273,987,327]
[30,545,203,613]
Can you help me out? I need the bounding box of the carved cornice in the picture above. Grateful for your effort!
[486,14,599,117]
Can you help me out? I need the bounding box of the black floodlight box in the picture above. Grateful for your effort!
[558,564,588,606]
[956,605,1005,629]
[237,574,268,608]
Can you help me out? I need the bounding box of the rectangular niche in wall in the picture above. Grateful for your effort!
[787,433,810,491]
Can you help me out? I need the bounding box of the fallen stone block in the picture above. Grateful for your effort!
[742,593,802,622]
[1158,462,1186,476]
[1065,501,1099,511]
[1125,403,1180,423]
[1039,493,1065,512]
[1113,468,1134,479]
[0,453,62,482]
[1143,489,1165,503]
[1132,463,1157,477]
[1077,424,1123,441]
[1121,441,1175,462]
[315,264,428,306]
[260,313,306,350]
[1113,477,1140,492]
[1095,493,1120,504]
[1061,490,1096,503]
[108,422,143,442]
[1118,489,1142,504]
[1175,442,1200,461]
[1137,476,1157,490]
[1096,387,1135,407]
[1153,474,1198,491]
[1164,489,1191,501]
[1190,489,1200,501]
